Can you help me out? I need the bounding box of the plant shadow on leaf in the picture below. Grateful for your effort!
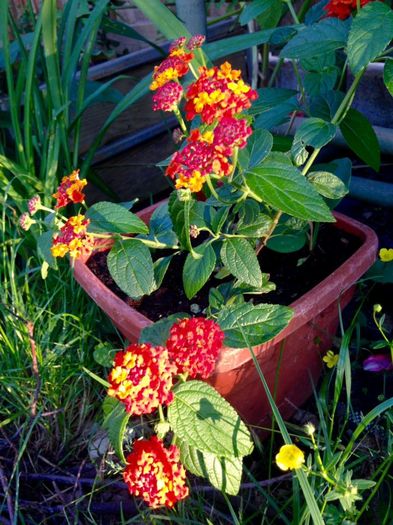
[196,398,222,422]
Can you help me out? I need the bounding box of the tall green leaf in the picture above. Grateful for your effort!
[383,58,393,97]
[347,2,393,74]
[102,397,130,464]
[339,109,380,171]
[168,380,254,459]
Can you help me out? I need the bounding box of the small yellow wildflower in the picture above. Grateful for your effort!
[379,248,393,262]
[275,444,305,471]
[323,350,339,368]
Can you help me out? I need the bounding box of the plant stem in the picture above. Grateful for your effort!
[268,57,284,88]
[261,44,270,86]
[297,0,314,22]
[174,107,188,134]
[283,0,300,24]
[255,210,282,256]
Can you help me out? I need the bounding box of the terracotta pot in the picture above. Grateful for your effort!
[73,202,378,428]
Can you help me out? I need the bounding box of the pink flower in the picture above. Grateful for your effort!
[363,354,393,372]
[152,82,183,112]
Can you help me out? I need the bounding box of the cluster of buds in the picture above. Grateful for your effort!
[107,317,225,508]
[18,195,44,231]
[324,0,373,19]
[150,36,256,193]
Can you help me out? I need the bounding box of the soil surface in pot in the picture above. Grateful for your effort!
[87,223,361,321]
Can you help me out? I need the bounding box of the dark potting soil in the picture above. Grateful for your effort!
[87,223,362,322]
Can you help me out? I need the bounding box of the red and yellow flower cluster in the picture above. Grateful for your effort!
[123,436,189,508]
[52,169,87,209]
[150,36,256,192]
[51,214,92,258]
[325,0,373,19]
[107,317,225,508]
[108,318,224,412]
[166,317,225,379]
[108,343,177,415]
[49,170,93,259]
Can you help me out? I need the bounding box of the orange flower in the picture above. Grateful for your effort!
[51,215,92,259]
[52,170,87,209]
[123,436,189,508]
[108,343,177,415]
[185,63,257,124]
[166,317,224,379]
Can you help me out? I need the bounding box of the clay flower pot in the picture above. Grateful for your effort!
[73,202,378,428]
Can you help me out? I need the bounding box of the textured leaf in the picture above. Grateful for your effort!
[102,397,130,463]
[246,153,334,222]
[347,2,393,74]
[293,118,337,149]
[107,239,155,299]
[179,441,242,495]
[236,214,273,237]
[168,380,253,458]
[221,238,263,287]
[86,202,148,234]
[139,202,178,247]
[383,58,393,97]
[238,129,273,170]
[153,255,173,289]
[168,193,208,249]
[339,109,380,171]
[281,18,349,59]
[139,313,190,346]
[183,242,216,299]
[308,171,348,199]
[217,302,293,348]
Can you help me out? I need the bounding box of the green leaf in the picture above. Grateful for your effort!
[139,203,178,247]
[168,380,253,458]
[238,129,273,170]
[221,238,263,288]
[86,202,148,234]
[168,193,208,249]
[139,313,189,346]
[256,0,283,30]
[107,239,155,299]
[236,214,273,237]
[308,171,348,199]
[179,441,242,496]
[183,242,216,299]
[383,58,393,97]
[239,0,278,26]
[246,153,335,222]
[204,27,298,61]
[267,230,307,253]
[347,2,393,74]
[37,231,56,268]
[281,18,349,59]
[153,255,173,289]
[293,118,337,149]
[102,397,130,463]
[93,343,118,367]
[339,109,380,171]
[217,303,293,348]
[250,88,298,115]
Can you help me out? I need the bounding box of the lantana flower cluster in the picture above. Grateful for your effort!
[106,317,224,508]
[150,35,257,193]
[324,0,373,19]
[19,169,93,260]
